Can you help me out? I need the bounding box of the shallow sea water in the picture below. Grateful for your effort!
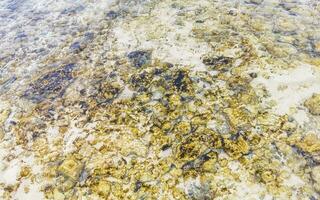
[0,0,320,199]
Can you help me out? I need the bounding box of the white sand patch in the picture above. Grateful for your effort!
[63,122,87,154]
[177,176,202,195]
[291,109,310,125]
[46,126,59,146]
[0,159,21,185]
[118,85,135,99]
[252,64,320,116]
[112,3,211,71]
[159,148,172,158]
[13,179,44,200]
[283,174,305,188]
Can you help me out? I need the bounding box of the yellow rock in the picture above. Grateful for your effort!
[95,180,111,198]
[304,94,320,115]
[169,94,181,107]
[224,107,250,129]
[170,168,183,177]
[19,166,31,178]
[296,134,320,153]
[162,122,172,132]
[0,130,4,141]
[224,136,250,159]
[60,179,75,191]
[53,189,65,200]
[58,157,83,180]
[315,41,320,53]
[312,166,320,192]
[260,170,275,183]
[202,159,216,172]
[175,121,191,135]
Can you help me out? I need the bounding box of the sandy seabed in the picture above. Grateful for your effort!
[0,0,320,199]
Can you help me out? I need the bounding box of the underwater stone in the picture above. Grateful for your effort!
[174,71,186,91]
[106,10,119,19]
[58,157,83,181]
[295,134,320,154]
[70,41,82,53]
[249,72,258,79]
[134,180,143,192]
[93,81,122,104]
[6,0,24,12]
[181,161,195,171]
[61,6,85,15]
[15,32,27,41]
[84,32,94,41]
[95,180,111,197]
[127,50,151,68]
[0,76,16,93]
[23,63,76,102]
[314,41,320,53]
[312,166,320,192]
[202,55,232,66]
[304,94,320,115]
[245,0,263,4]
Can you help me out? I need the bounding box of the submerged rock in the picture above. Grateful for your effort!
[202,55,233,69]
[106,10,119,20]
[312,166,320,192]
[94,180,111,197]
[23,63,76,102]
[304,94,320,115]
[69,41,82,53]
[127,50,151,68]
[94,81,123,104]
[57,157,83,181]
[245,0,264,5]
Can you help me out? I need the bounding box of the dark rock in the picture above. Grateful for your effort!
[70,33,94,53]
[0,76,16,93]
[174,71,186,91]
[245,0,264,5]
[195,20,205,23]
[84,32,94,41]
[197,154,210,163]
[23,63,76,102]
[227,9,237,16]
[249,72,258,78]
[202,56,232,66]
[165,62,174,68]
[127,50,151,68]
[61,6,85,15]
[161,144,171,151]
[15,32,27,40]
[154,68,163,75]
[181,161,195,171]
[134,181,143,192]
[7,0,24,12]
[106,10,119,20]
[92,78,123,105]
[70,41,82,53]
